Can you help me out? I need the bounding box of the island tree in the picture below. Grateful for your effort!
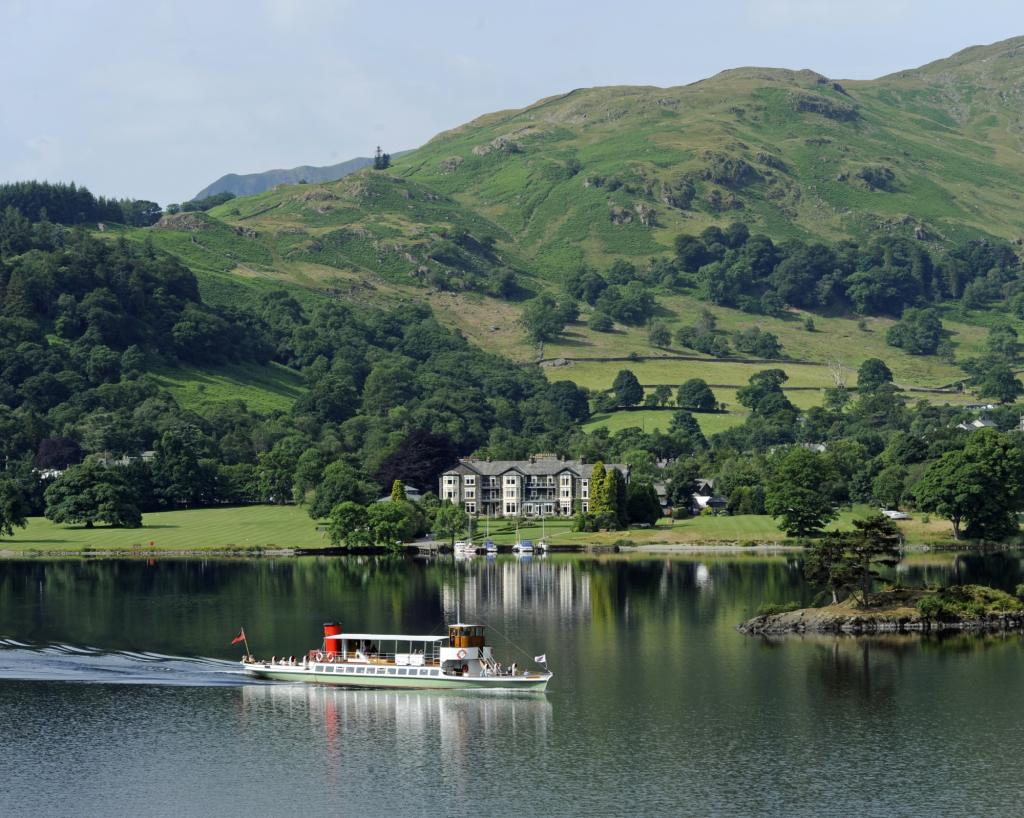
[803,515,901,606]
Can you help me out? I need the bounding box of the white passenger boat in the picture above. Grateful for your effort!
[241,622,552,691]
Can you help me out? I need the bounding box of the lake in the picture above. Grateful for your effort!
[1,552,1023,817]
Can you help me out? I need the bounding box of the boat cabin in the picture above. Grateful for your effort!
[313,622,496,677]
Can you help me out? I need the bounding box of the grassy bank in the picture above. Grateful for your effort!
[0,503,966,556]
[0,505,326,554]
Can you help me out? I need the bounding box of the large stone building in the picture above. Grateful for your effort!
[438,454,629,518]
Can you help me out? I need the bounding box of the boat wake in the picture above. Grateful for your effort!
[0,638,251,687]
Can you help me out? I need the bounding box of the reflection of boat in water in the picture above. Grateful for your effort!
[241,621,552,691]
[512,539,534,554]
[453,540,479,556]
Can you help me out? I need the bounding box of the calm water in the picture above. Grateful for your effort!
[2,552,1023,817]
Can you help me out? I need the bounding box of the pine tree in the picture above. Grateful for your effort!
[391,479,405,503]
[373,146,391,170]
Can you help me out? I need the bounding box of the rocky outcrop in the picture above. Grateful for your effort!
[739,609,1024,634]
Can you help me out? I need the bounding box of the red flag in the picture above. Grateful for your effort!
[231,628,246,646]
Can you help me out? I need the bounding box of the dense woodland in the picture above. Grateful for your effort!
[1,184,1024,546]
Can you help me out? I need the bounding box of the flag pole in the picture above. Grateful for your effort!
[242,627,252,660]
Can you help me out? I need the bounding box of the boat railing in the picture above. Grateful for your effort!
[305,649,440,667]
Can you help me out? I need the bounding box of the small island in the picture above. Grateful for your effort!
[739,585,1024,635]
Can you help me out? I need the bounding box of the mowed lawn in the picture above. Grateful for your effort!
[0,506,326,553]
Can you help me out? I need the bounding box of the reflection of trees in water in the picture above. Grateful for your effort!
[807,638,906,703]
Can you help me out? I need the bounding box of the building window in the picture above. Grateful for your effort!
[505,503,517,515]
[466,503,476,514]
[465,490,475,499]
[582,502,589,512]
[582,489,589,499]
[560,475,571,486]
[464,476,475,486]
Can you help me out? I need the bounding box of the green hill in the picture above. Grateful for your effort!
[127,37,1024,411]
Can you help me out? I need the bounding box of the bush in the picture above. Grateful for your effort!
[756,601,800,616]
[916,594,954,621]
[1015,583,1024,600]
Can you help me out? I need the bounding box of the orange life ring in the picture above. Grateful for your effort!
[315,651,324,662]
[456,648,467,660]
[326,652,335,663]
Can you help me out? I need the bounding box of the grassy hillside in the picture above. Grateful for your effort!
[122,38,1024,412]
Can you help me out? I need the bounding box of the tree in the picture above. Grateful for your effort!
[676,378,717,411]
[975,362,1023,404]
[310,462,378,520]
[802,515,901,606]
[390,479,406,503]
[153,425,216,508]
[914,430,1024,540]
[871,465,907,509]
[612,369,644,406]
[588,312,614,332]
[885,308,942,355]
[603,467,627,528]
[328,501,370,548]
[802,533,848,604]
[648,321,671,348]
[842,514,902,606]
[589,461,608,517]
[373,146,391,170]
[432,501,468,545]
[626,481,662,526]
[367,501,418,548]
[668,410,707,452]
[43,462,142,528]
[857,358,893,393]
[0,478,30,537]
[764,448,837,536]
[520,295,567,343]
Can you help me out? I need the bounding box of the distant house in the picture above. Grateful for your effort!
[439,454,629,518]
[95,450,156,468]
[653,481,671,515]
[956,417,999,432]
[692,494,728,515]
[375,485,424,504]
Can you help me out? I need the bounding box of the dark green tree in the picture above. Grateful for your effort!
[612,369,644,406]
[676,378,717,411]
[520,295,567,344]
[0,478,30,537]
[857,358,893,393]
[626,481,662,525]
[328,501,371,548]
[764,447,837,536]
[373,146,391,170]
[43,462,141,528]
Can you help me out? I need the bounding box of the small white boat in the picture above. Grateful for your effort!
[453,539,478,556]
[512,538,534,553]
[241,622,552,692]
[483,537,498,553]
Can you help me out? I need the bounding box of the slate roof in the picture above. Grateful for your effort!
[443,458,627,479]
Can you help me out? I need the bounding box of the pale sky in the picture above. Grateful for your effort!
[2,0,1023,204]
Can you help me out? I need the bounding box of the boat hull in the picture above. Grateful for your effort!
[242,663,552,692]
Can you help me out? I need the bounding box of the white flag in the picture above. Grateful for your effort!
[534,654,546,664]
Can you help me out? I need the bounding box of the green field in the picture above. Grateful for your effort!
[0,506,326,553]
[151,361,307,413]
[584,409,746,437]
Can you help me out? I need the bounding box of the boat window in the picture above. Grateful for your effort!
[397,668,406,675]
[387,668,396,675]
[355,667,363,674]
[376,667,385,674]
[431,669,439,676]
[314,665,324,672]
[419,668,429,676]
